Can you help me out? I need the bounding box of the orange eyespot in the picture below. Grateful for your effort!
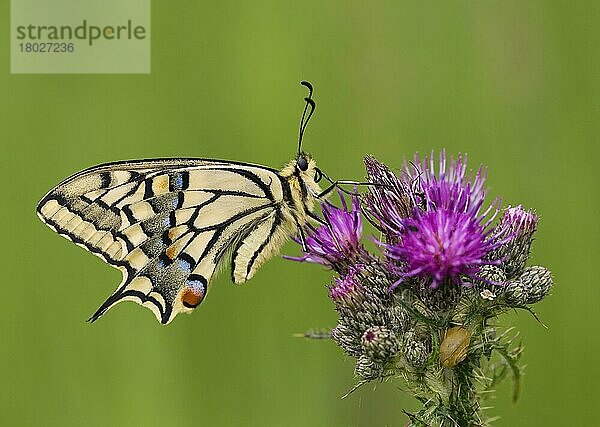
[182,288,204,308]
[182,290,202,307]
[181,274,207,308]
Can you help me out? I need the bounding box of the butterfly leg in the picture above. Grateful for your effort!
[294,217,309,252]
[317,179,388,199]
[307,210,327,226]
[305,209,343,251]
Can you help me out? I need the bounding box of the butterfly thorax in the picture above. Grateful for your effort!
[278,153,322,226]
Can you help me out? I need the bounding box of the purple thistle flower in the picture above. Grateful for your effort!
[285,191,364,269]
[404,150,489,218]
[380,151,503,289]
[385,209,501,289]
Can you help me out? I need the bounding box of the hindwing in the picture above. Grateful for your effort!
[37,158,293,324]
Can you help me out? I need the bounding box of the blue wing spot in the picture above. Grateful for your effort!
[156,253,171,269]
[178,257,192,273]
[173,192,184,209]
[187,274,207,292]
[173,174,184,191]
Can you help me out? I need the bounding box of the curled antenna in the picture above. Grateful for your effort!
[298,80,316,157]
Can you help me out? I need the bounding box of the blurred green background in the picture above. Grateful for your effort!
[1,1,598,426]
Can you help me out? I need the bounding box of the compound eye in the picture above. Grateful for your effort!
[314,167,322,183]
[297,157,308,171]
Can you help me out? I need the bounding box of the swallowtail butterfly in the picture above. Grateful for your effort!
[37,82,347,324]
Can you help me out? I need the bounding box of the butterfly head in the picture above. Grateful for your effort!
[279,152,324,206]
[281,151,321,184]
[296,152,322,183]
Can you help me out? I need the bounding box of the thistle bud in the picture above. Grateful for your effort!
[506,266,553,305]
[492,206,538,278]
[355,355,384,380]
[363,156,413,239]
[391,305,411,334]
[329,270,365,312]
[478,264,507,284]
[402,330,430,367]
[504,281,527,306]
[361,326,399,363]
[331,322,361,357]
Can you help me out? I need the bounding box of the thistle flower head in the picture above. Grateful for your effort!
[402,330,430,367]
[354,355,384,380]
[286,191,363,269]
[376,151,502,289]
[386,210,500,288]
[404,150,489,218]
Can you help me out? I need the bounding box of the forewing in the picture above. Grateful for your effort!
[37,158,285,324]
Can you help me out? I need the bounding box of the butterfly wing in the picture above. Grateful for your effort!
[37,158,292,324]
